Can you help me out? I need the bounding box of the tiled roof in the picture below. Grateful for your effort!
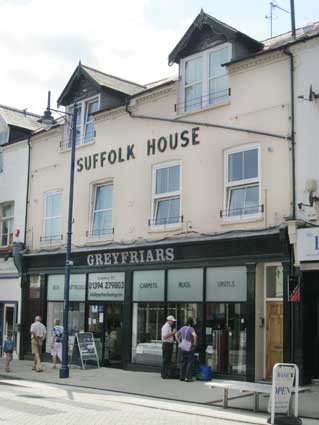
[81,65,145,95]
[0,104,42,131]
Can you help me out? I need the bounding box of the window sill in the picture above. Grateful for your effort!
[148,223,183,233]
[60,138,96,152]
[39,240,64,248]
[176,99,230,119]
[86,235,114,245]
[221,214,264,225]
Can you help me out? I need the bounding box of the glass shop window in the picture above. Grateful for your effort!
[266,265,283,299]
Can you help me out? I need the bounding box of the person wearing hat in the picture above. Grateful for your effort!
[161,315,176,379]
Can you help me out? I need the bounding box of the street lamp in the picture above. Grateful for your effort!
[39,91,77,378]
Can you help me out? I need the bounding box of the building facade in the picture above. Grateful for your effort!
[20,11,305,381]
[0,104,41,357]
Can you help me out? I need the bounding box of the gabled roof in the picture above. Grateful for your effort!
[0,104,42,131]
[57,63,145,106]
[168,9,263,65]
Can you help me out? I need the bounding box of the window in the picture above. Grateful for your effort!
[180,43,231,113]
[91,183,113,237]
[151,163,181,227]
[42,191,62,242]
[266,265,283,299]
[0,202,14,247]
[224,146,261,218]
[0,149,3,173]
[63,96,99,149]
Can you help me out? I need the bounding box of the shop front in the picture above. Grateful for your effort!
[21,227,290,381]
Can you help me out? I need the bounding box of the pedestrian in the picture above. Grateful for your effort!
[51,319,63,368]
[3,333,15,372]
[176,317,197,382]
[161,315,176,379]
[30,316,47,372]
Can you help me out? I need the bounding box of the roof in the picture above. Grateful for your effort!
[168,9,263,65]
[0,104,42,131]
[225,21,319,66]
[23,225,285,257]
[57,63,145,106]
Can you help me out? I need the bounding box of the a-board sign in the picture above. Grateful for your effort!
[75,332,100,369]
[268,363,299,424]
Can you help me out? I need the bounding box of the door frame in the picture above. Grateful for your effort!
[263,263,283,380]
[1,301,18,357]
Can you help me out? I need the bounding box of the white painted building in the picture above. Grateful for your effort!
[0,105,41,356]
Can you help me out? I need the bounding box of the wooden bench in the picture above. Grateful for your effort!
[205,380,273,412]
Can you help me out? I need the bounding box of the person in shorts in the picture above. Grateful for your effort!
[51,319,63,368]
[30,316,47,372]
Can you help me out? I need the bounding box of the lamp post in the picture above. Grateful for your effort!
[39,91,77,378]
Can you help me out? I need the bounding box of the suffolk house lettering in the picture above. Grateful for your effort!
[77,128,200,172]
[87,247,174,266]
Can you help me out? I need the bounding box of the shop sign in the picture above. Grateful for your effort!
[268,364,297,419]
[87,247,174,267]
[297,228,319,261]
[133,270,165,301]
[77,128,200,173]
[88,273,125,301]
[206,267,247,302]
[47,274,86,301]
[167,268,203,302]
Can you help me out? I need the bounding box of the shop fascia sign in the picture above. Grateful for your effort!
[87,247,175,266]
[297,228,319,261]
[77,127,200,172]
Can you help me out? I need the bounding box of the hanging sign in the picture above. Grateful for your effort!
[297,228,319,261]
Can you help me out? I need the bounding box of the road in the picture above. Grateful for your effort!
[0,378,266,425]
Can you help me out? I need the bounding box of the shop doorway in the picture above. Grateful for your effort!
[266,301,283,379]
[1,303,17,357]
[88,303,123,367]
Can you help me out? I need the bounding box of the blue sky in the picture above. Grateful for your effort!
[0,0,318,113]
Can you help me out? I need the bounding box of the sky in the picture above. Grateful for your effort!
[0,0,319,114]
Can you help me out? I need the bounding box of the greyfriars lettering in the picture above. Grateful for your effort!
[87,247,174,266]
[77,127,200,172]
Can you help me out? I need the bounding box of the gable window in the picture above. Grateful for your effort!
[63,96,99,149]
[180,43,231,113]
[223,146,261,219]
[42,191,63,242]
[151,163,182,227]
[90,183,113,238]
[0,202,14,247]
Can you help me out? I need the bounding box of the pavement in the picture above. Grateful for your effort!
[0,358,318,424]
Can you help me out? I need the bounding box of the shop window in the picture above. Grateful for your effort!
[29,276,41,299]
[223,146,261,219]
[90,183,113,238]
[167,268,203,302]
[45,302,85,353]
[206,303,247,375]
[266,265,283,298]
[0,201,14,247]
[151,163,182,227]
[206,266,247,302]
[47,274,86,301]
[42,191,63,243]
[0,149,3,173]
[88,273,124,301]
[179,43,231,114]
[63,96,99,149]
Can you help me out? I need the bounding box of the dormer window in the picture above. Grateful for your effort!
[179,43,231,114]
[63,95,100,149]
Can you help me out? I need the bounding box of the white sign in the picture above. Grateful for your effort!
[88,273,125,301]
[206,267,247,302]
[297,228,319,261]
[268,363,299,424]
[133,270,165,301]
[167,268,203,301]
[47,275,86,301]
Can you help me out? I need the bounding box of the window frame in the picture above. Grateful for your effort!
[179,42,231,114]
[64,94,100,149]
[89,181,114,240]
[0,201,14,248]
[223,144,261,220]
[42,190,63,242]
[151,161,182,230]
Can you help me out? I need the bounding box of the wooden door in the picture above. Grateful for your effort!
[266,302,283,379]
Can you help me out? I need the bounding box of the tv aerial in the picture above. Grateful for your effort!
[265,1,290,37]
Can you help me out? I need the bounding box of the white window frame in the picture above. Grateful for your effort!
[151,162,182,230]
[89,181,114,240]
[0,202,14,248]
[42,190,63,242]
[223,144,261,220]
[63,94,100,149]
[179,42,231,114]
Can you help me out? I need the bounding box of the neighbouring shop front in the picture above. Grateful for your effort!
[20,227,290,381]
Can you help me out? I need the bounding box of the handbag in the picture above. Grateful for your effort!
[179,338,192,352]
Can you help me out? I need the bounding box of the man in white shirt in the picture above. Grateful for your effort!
[161,315,176,379]
[30,316,47,372]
